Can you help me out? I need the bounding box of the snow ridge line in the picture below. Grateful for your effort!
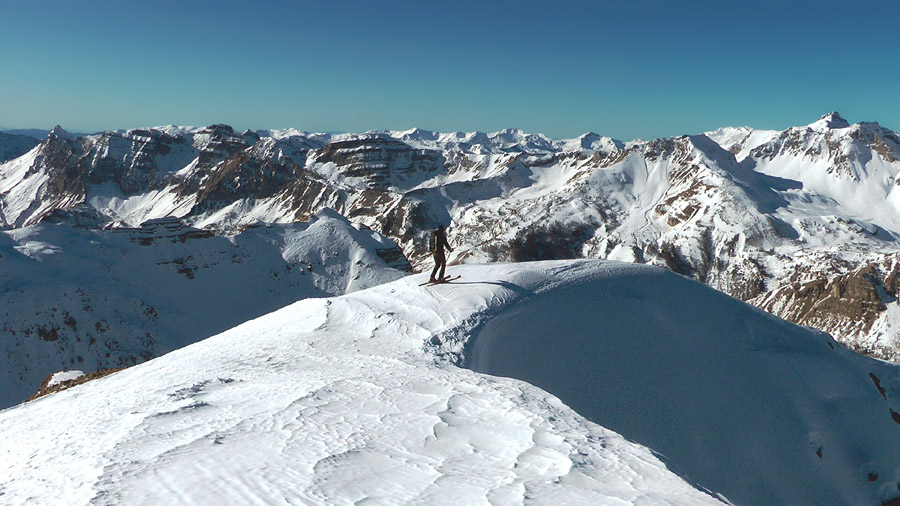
[422,260,625,367]
[424,280,534,366]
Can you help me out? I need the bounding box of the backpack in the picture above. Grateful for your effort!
[429,230,438,252]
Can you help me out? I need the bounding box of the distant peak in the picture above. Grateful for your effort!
[48,125,73,140]
[240,129,260,141]
[493,128,524,137]
[314,207,346,221]
[810,112,850,131]
[398,128,438,141]
[205,124,235,135]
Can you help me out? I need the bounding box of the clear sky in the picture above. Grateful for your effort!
[1,0,898,140]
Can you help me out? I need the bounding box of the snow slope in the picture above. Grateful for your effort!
[466,263,900,505]
[3,260,900,505]
[0,208,409,409]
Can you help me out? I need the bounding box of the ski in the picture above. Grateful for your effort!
[419,275,461,286]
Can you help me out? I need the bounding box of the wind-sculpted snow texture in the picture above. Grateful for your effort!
[465,262,900,505]
[0,261,727,506]
[0,209,408,409]
[2,113,900,356]
[3,260,900,505]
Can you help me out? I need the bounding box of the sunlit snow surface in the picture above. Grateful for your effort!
[45,370,84,387]
[3,260,900,505]
[0,209,407,409]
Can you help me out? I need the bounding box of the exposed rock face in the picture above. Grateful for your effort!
[374,244,413,272]
[504,221,596,262]
[754,257,900,361]
[310,134,444,188]
[125,216,215,245]
[27,128,88,224]
[3,114,900,359]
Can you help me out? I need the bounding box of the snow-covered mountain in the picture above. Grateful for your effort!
[3,260,900,505]
[0,131,40,163]
[2,113,900,359]
[0,209,410,409]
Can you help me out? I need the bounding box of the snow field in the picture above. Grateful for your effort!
[466,263,900,505]
[0,261,900,505]
[0,261,727,505]
[3,258,900,505]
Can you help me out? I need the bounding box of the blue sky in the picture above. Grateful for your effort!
[1,0,898,140]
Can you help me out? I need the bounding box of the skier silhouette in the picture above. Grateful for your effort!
[429,224,453,283]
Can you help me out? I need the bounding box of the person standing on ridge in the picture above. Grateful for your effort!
[429,224,453,283]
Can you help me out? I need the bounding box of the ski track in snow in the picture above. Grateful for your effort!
[0,261,725,506]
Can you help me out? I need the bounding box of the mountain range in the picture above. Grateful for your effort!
[2,112,898,364]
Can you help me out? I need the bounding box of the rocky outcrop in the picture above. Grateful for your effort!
[121,217,215,245]
[28,368,125,401]
[753,259,900,360]
[505,221,597,262]
[310,134,444,188]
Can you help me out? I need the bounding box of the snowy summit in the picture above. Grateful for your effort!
[3,260,900,505]
[808,111,851,131]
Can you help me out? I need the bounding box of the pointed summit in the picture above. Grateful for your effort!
[47,125,73,141]
[398,128,439,141]
[809,112,850,131]
[567,132,623,152]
